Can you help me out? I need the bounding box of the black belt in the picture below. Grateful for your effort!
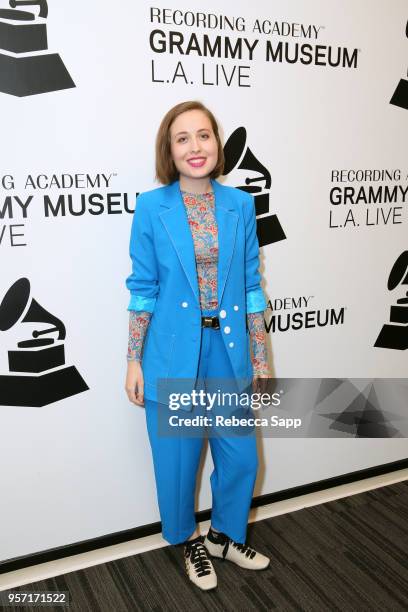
[201,316,220,329]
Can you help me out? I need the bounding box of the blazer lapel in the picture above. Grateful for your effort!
[159,179,238,308]
[211,179,238,307]
[159,181,200,305]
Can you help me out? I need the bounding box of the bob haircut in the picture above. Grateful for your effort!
[155,100,225,185]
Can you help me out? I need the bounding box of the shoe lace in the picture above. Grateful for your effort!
[231,541,257,559]
[184,538,212,577]
[209,529,256,561]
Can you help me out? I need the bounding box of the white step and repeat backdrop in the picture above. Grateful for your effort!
[1,0,407,561]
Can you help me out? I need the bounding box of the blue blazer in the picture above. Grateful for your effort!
[126,178,267,410]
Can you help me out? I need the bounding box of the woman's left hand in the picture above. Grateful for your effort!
[252,373,270,395]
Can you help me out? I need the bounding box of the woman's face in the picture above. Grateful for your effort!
[169,109,218,183]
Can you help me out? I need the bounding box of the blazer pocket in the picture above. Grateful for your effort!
[142,328,175,383]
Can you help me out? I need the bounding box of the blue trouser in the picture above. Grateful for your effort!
[144,310,258,545]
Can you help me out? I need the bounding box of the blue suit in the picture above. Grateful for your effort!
[126,178,267,545]
[126,178,267,410]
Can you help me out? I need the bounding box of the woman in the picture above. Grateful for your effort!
[125,101,271,591]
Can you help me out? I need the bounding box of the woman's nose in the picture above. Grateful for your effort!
[190,136,200,152]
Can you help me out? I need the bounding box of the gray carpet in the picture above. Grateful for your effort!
[3,480,408,611]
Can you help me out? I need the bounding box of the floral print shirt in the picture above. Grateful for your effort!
[127,190,269,376]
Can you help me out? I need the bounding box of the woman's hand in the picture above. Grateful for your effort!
[252,372,270,395]
[125,360,145,406]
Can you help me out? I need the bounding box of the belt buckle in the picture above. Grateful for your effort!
[203,316,213,328]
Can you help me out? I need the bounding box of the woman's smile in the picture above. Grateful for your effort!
[187,156,207,168]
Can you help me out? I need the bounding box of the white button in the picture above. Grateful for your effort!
[219,309,227,318]
[229,342,234,348]
[224,326,231,334]
[234,305,239,311]
[182,301,188,308]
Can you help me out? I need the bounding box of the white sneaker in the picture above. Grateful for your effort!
[183,535,217,590]
[204,527,270,570]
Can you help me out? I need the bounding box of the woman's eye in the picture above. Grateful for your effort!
[177,137,187,143]
[200,133,209,139]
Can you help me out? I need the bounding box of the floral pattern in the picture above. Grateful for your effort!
[127,190,269,375]
[127,310,151,361]
[182,191,218,311]
[247,312,269,375]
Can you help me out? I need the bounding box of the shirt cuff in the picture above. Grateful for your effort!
[127,294,157,312]
[246,288,267,314]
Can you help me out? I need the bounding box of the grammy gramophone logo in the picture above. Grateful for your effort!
[390,20,408,110]
[0,278,88,406]
[0,0,75,97]
[374,250,408,350]
[223,127,286,248]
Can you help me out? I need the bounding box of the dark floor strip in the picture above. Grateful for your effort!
[2,480,408,611]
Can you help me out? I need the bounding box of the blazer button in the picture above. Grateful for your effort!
[181,301,188,308]
[224,326,231,334]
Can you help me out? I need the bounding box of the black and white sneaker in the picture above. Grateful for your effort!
[183,535,217,590]
[204,527,270,570]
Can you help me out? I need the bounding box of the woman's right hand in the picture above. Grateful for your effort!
[125,360,145,406]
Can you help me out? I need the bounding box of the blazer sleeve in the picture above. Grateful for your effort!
[243,192,267,314]
[125,193,159,312]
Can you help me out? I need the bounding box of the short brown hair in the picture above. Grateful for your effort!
[155,101,225,185]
